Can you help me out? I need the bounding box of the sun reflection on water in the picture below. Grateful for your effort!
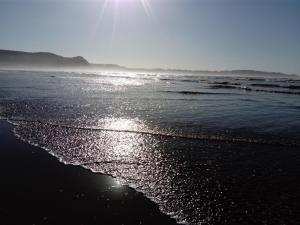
[95,117,150,158]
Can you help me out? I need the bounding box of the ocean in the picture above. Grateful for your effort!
[0,69,299,225]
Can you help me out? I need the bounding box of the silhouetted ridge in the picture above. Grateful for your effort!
[0,50,89,68]
[0,49,297,76]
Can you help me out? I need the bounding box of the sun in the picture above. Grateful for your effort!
[101,0,154,20]
[90,0,155,41]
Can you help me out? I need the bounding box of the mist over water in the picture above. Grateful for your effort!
[1,70,300,224]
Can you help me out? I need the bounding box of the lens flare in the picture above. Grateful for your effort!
[89,0,156,50]
[99,0,155,22]
[140,0,154,20]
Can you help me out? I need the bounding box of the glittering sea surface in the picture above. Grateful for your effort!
[0,69,300,225]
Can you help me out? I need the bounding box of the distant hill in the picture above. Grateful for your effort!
[0,49,295,76]
[0,50,91,68]
[0,49,126,70]
[140,68,293,77]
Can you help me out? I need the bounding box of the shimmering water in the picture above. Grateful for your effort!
[0,69,300,225]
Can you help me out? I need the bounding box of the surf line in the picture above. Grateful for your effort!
[7,117,300,147]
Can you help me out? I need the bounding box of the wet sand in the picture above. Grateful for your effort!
[0,120,178,225]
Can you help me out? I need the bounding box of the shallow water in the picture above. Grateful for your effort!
[0,69,300,224]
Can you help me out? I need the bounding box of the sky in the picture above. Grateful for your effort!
[0,0,300,74]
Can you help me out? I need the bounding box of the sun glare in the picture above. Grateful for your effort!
[100,0,154,20]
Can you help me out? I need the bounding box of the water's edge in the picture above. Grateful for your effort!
[3,118,184,225]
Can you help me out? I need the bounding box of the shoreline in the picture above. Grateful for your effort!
[0,120,178,225]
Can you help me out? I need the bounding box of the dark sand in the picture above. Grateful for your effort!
[0,120,178,225]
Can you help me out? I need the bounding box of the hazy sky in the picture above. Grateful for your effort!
[0,0,299,74]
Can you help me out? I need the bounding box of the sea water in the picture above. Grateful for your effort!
[0,69,299,225]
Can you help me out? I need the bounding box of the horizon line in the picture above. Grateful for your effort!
[0,48,297,76]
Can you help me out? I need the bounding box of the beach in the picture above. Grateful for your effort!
[1,0,300,223]
[0,70,299,224]
[0,120,178,225]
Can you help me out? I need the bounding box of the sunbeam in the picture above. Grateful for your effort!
[91,0,156,41]
[140,0,155,20]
